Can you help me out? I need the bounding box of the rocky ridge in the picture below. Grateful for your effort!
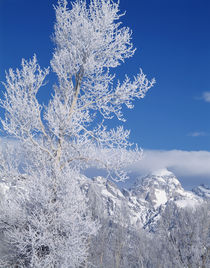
[82,169,205,230]
[192,184,210,199]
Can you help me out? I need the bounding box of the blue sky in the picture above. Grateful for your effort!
[0,0,210,187]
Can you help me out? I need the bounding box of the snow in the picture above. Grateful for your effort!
[107,183,124,198]
[101,189,114,198]
[174,190,203,208]
[129,214,139,226]
[175,198,201,208]
[194,185,210,198]
[0,182,9,197]
[94,176,107,185]
[199,186,210,193]
[129,195,139,205]
[175,188,186,195]
[151,168,173,177]
[154,189,168,207]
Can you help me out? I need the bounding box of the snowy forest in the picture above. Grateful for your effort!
[0,0,209,267]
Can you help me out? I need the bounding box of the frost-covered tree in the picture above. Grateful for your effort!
[0,0,154,267]
[89,202,210,268]
[156,202,210,268]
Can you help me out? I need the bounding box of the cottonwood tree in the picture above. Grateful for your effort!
[155,202,210,268]
[0,0,154,267]
[89,219,149,268]
[89,202,210,268]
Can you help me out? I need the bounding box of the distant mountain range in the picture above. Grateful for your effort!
[0,168,209,231]
[81,168,209,231]
[0,169,209,267]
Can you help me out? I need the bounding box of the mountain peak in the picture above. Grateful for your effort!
[149,168,173,177]
[130,169,202,209]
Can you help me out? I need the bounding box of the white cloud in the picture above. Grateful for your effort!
[188,132,207,137]
[201,91,210,102]
[129,150,210,188]
[1,137,209,189]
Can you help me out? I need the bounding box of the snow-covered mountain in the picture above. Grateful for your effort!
[1,170,208,267]
[192,184,210,199]
[0,169,207,231]
[132,169,203,209]
[82,168,205,230]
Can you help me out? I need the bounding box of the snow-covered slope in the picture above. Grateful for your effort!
[192,184,210,199]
